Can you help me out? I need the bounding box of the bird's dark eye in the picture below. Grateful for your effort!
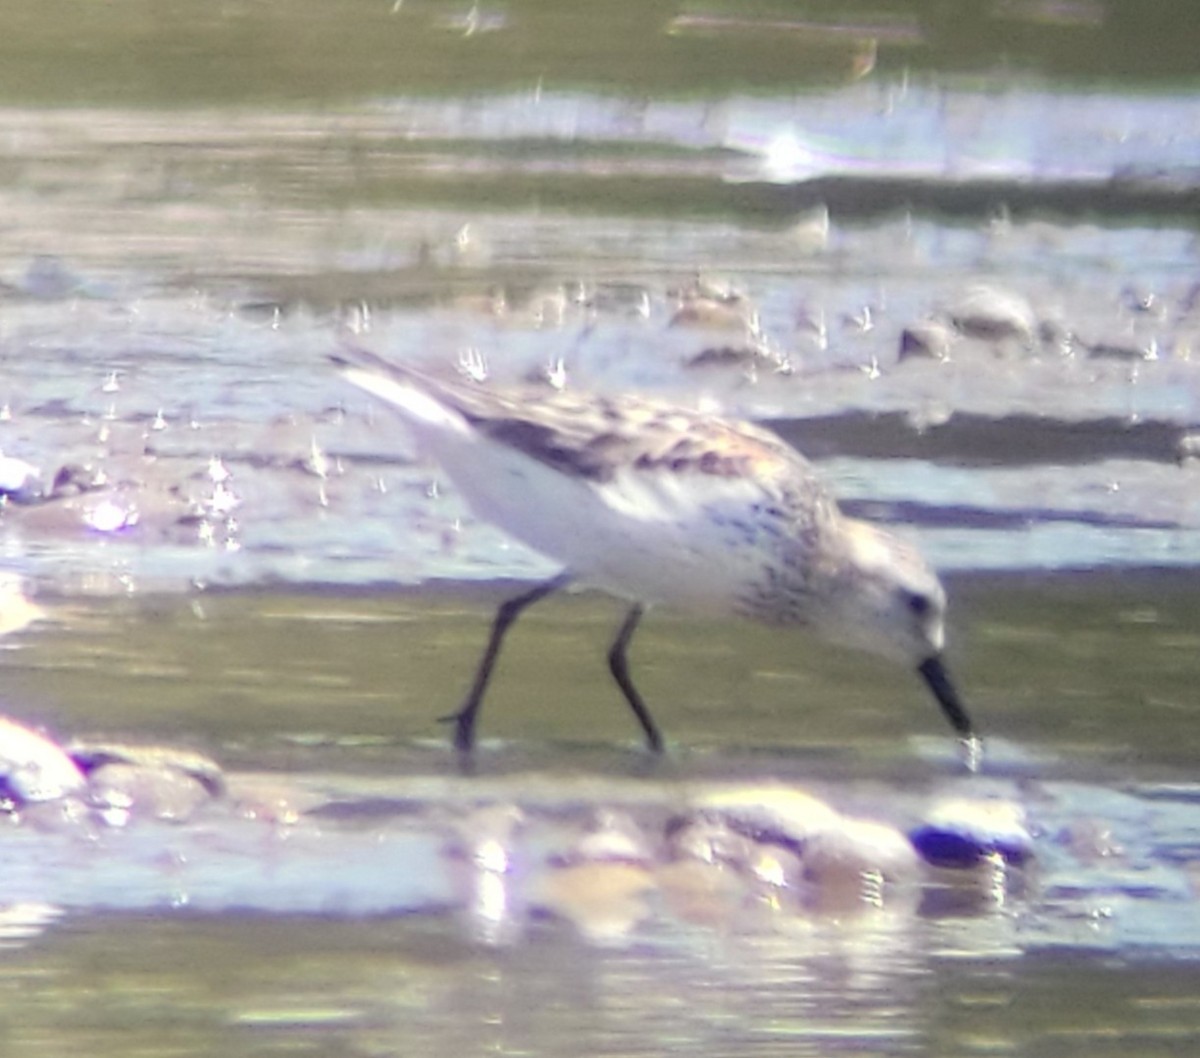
[904,591,932,617]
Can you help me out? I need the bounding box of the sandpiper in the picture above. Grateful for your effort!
[333,345,977,759]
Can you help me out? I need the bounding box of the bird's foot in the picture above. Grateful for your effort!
[437,707,476,755]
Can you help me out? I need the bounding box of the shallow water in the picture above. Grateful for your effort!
[2,0,1200,1054]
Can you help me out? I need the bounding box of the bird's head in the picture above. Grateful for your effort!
[820,519,974,743]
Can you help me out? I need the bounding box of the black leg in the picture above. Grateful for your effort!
[607,604,664,753]
[444,573,571,752]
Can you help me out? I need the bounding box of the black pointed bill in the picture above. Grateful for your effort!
[917,655,974,740]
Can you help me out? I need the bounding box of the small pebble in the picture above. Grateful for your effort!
[898,318,955,362]
[670,299,757,333]
[69,742,226,799]
[802,816,920,888]
[0,454,41,499]
[531,862,656,942]
[549,810,653,868]
[909,797,1032,869]
[946,285,1037,345]
[676,783,840,853]
[87,762,215,824]
[0,716,87,805]
[667,816,804,888]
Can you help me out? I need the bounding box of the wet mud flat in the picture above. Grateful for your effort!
[3,213,1200,1053]
[3,574,1200,1055]
[2,214,1200,1058]
[7,404,1200,1052]
[1,0,1200,1052]
[2,570,1199,906]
